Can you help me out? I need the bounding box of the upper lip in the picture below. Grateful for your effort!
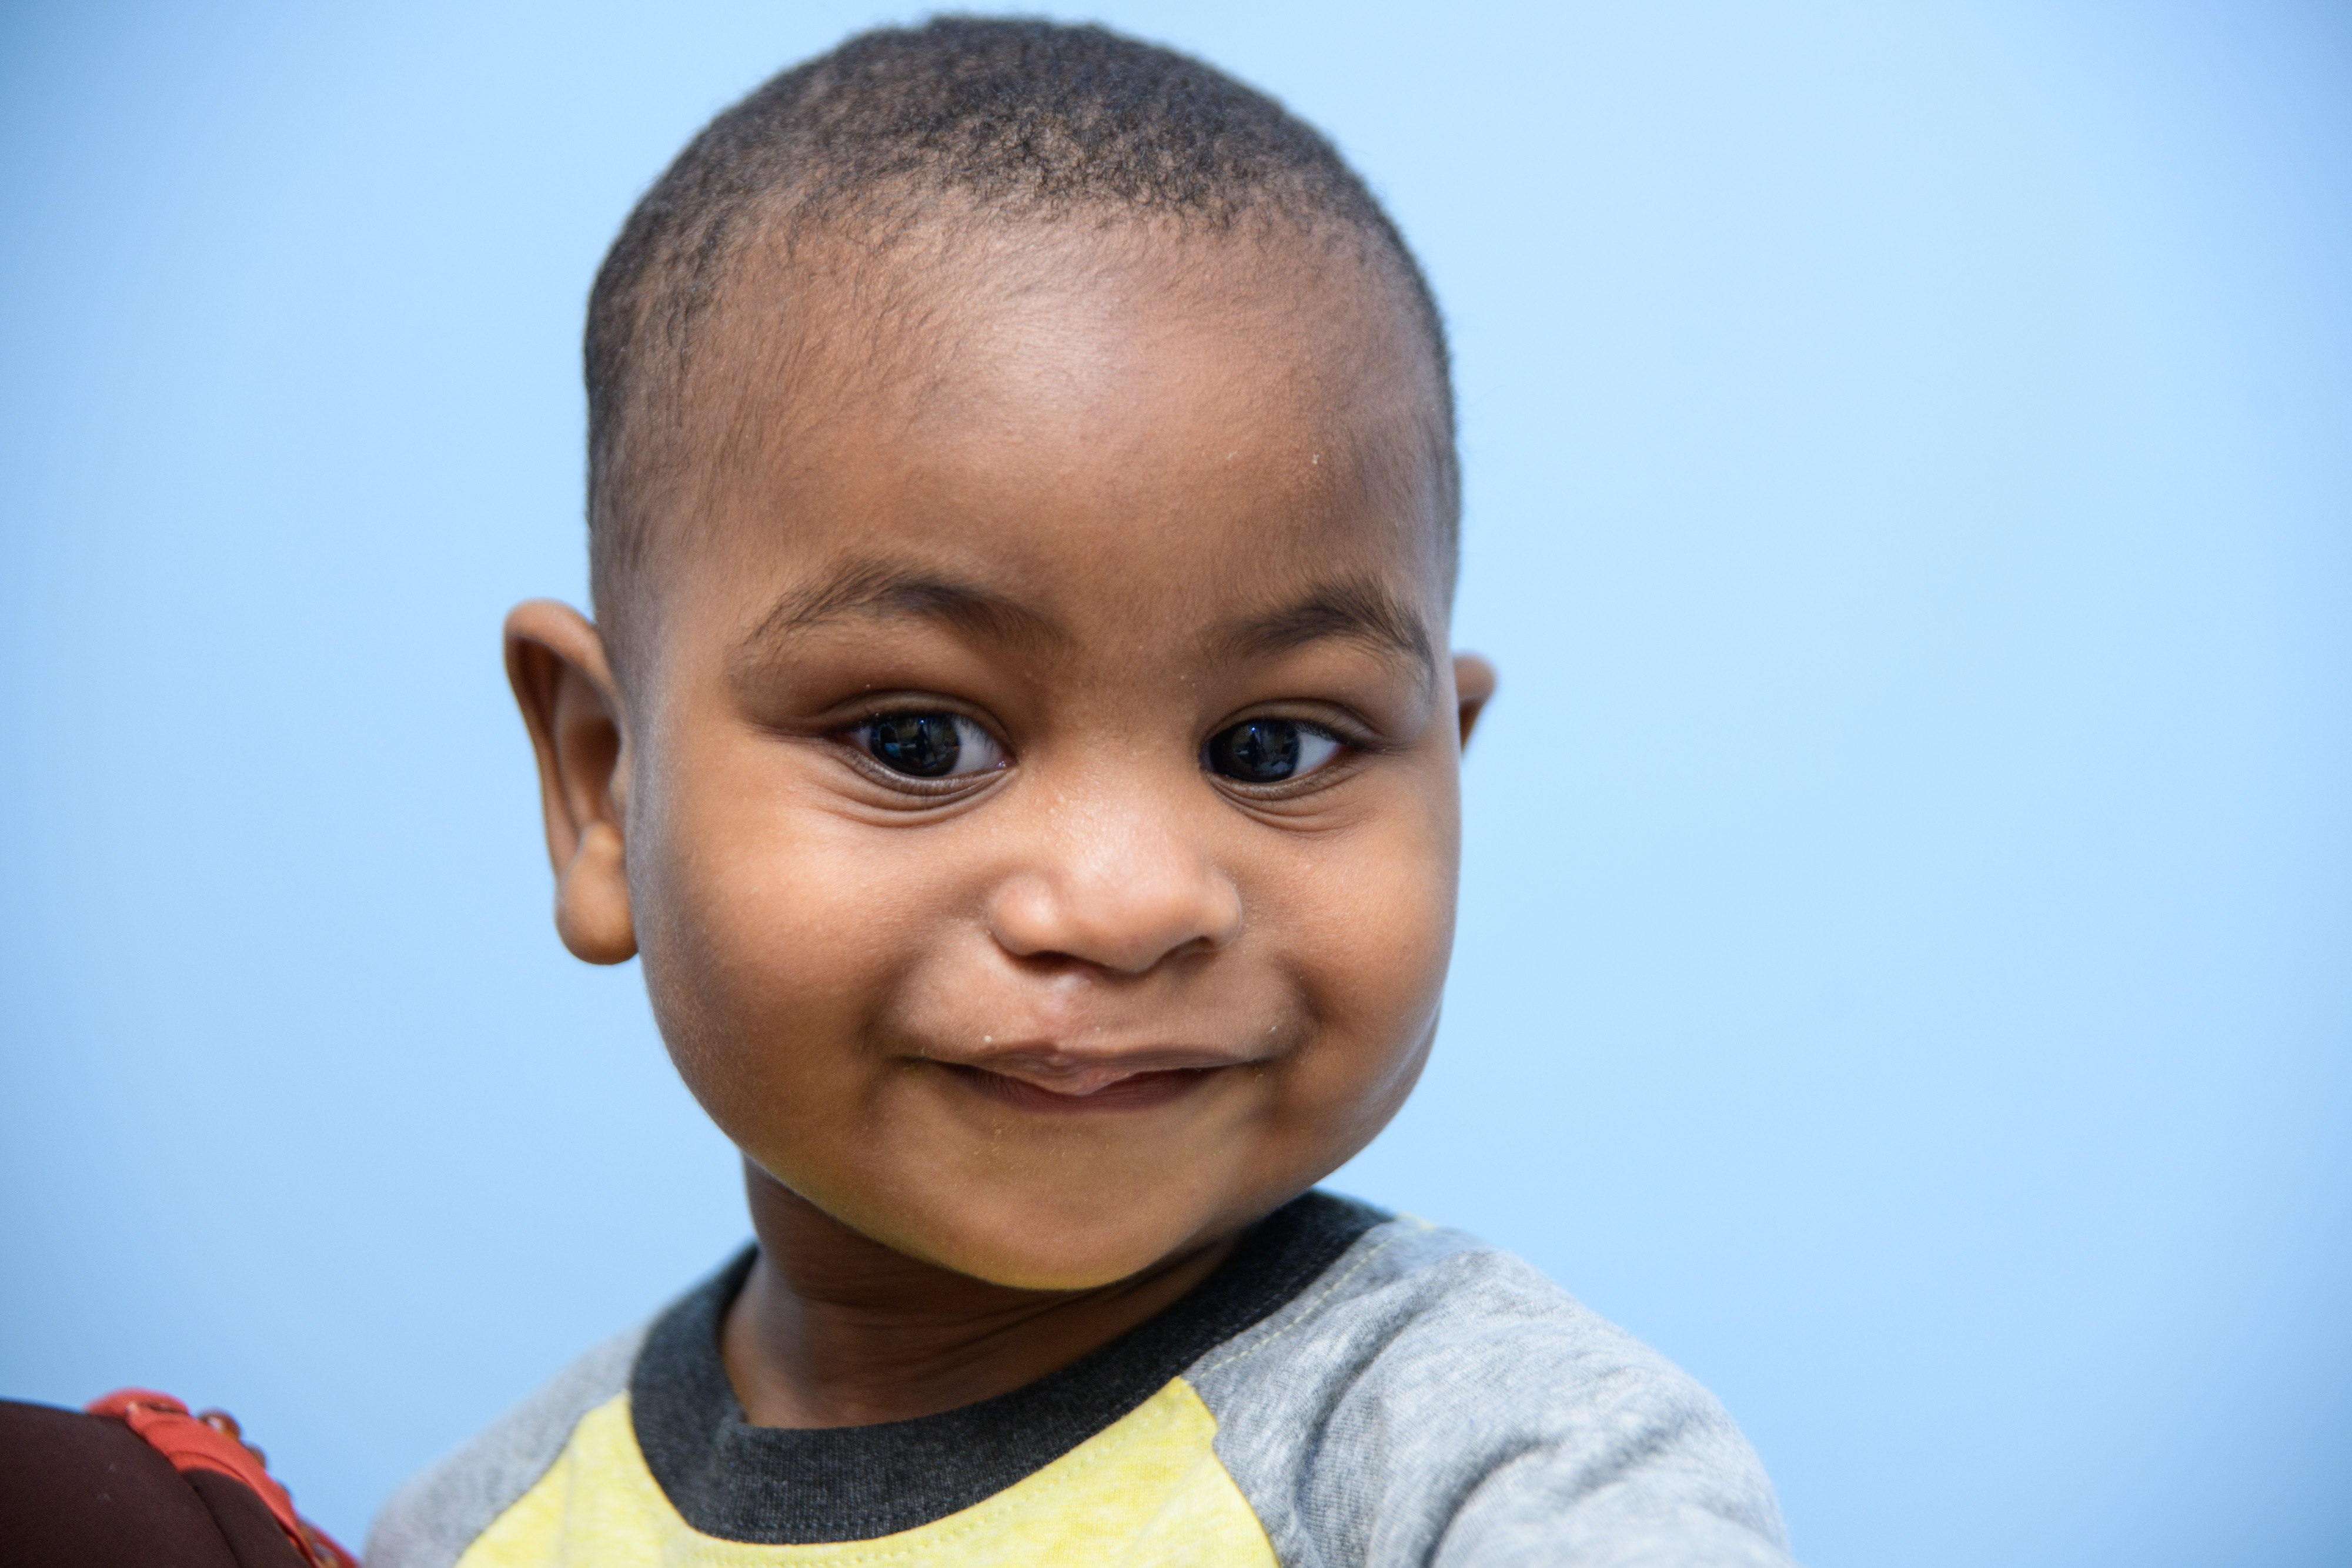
[921,1042,1260,1098]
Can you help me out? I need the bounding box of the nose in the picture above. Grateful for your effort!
[986,810,1244,975]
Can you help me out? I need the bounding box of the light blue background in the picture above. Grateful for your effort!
[2,2,2345,1562]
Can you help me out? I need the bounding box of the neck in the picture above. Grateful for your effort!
[720,1161,1236,1428]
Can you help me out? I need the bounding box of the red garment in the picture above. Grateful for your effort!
[83,1390,354,1568]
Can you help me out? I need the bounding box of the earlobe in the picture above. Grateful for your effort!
[554,820,637,964]
[1452,653,1498,751]
[505,599,639,965]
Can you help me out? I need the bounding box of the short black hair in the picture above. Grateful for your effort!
[586,16,1456,645]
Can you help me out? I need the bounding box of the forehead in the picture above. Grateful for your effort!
[647,219,1451,662]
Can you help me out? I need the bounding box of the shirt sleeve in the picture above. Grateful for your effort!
[364,1325,646,1568]
[1185,1222,1798,1567]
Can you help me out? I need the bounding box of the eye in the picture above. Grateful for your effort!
[1204,718,1343,784]
[856,713,1005,779]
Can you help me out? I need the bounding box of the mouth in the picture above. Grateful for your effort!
[934,1059,1235,1113]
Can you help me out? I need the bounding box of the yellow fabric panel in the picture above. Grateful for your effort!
[455,1380,1278,1568]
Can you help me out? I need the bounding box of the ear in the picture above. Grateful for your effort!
[1452,653,1498,751]
[505,599,638,964]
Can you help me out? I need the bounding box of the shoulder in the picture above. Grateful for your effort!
[1187,1216,1796,1568]
[363,1323,647,1568]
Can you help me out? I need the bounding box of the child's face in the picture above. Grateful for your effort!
[519,225,1493,1289]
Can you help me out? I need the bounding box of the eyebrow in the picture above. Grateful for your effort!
[739,556,1434,682]
[1216,578,1437,684]
[741,557,1065,653]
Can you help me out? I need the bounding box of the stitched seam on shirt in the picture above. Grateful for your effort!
[1192,1222,1428,1379]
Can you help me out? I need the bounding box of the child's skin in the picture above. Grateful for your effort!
[507,219,1496,1430]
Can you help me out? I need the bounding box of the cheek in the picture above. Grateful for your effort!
[626,742,926,1132]
[1265,778,1461,1111]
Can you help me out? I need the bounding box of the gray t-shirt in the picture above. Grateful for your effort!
[368,1193,1795,1566]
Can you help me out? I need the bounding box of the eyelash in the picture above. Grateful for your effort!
[1201,716,1352,790]
[838,710,1010,794]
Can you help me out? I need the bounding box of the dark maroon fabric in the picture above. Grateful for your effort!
[0,1399,308,1568]
[188,1467,316,1568]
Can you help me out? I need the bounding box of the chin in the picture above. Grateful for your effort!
[901,1190,1234,1292]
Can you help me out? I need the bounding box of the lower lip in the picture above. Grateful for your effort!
[943,1063,1219,1113]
